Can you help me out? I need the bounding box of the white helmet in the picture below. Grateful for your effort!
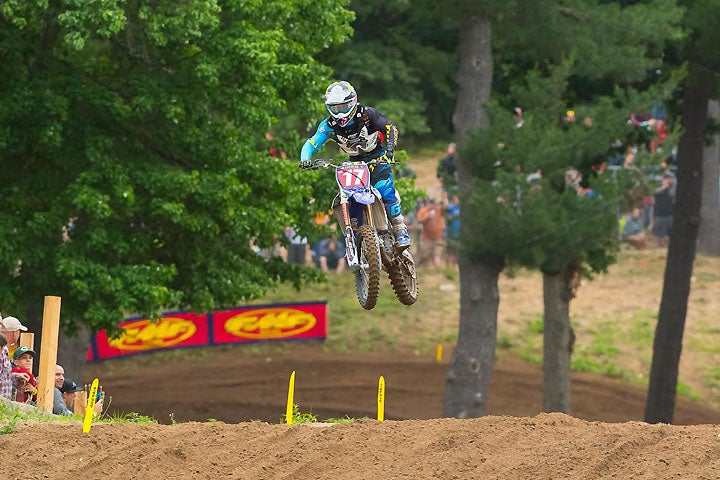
[324,81,358,126]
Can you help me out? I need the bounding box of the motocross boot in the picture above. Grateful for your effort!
[385,202,411,250]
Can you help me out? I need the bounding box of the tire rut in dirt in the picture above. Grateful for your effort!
[389,249,419,305]
[356,223,381,310]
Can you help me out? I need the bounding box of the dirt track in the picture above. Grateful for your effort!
[4,345,720,479]
[5,413,720,479]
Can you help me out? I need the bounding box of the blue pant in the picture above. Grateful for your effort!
[371,162,402,217]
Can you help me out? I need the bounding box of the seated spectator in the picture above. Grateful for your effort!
[0,333,12,400]
[653,173,675,247]
[0,315,29,360]
[60,379,85,412]
[318,237,346,274]
[284,226,310,265]
[622,208,647,250]
[53,364,72,416]
[12,346,38,404]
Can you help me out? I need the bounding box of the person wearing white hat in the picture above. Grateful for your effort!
[0,315,29,360]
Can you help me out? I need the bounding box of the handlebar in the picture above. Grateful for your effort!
[303,157,392,171]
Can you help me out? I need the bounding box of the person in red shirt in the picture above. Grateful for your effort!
[650,118,669,152]
[417,198,446,267]
[12,346,38,404]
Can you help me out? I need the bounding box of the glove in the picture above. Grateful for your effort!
[384,146,395,161]
[299,158,312,169]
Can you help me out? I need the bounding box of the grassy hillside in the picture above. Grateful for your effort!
[254,249,720,408]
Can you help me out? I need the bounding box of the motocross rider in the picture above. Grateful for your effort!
[300,81,411,249]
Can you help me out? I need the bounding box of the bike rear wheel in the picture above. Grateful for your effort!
[355,224,381,310]
[388,249,419,305]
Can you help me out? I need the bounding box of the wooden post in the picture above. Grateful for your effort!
[19,332,34,350]
[73,391,87,415]
[37,296,61,413]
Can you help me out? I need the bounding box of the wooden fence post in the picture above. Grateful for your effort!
[19,332,34,350]
[37,296,61,413]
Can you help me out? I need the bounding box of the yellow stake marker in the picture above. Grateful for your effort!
[286,370,295,425]
[436,344,443,363]
[377,375,385,422]
[82,378,99,434]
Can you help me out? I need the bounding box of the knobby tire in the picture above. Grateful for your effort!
[355,224,381,310]
[388,249,419,305]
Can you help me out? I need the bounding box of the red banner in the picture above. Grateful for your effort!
[213,303,327,344]
[87,302,327,361]
[90,311,208,361]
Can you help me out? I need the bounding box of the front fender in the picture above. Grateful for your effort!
[352,190,376,205]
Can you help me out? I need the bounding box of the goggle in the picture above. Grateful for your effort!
[327,101,354,115]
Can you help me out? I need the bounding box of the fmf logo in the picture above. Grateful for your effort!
[224,308,317,339]
[109,317,197,351]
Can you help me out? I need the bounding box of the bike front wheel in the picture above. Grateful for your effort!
[355,224,382,310]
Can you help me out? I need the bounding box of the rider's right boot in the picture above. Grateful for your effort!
[390,214,411,250]
[385,201,411,250]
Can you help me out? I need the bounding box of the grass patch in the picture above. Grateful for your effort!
[324,416,357,424]
[0,401,72,433]
[282,404,318,424]
[627,309,657,348]
[102,411,159,424]
[0,400,159,434]
[694,271,720,283]
[677,382,702,401]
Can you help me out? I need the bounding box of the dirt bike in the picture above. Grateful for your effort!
[309,158,419,310]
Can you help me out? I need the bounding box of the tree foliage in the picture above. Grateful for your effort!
[0,0,354,333]
[437,0,683,417]
[323,0,458,140]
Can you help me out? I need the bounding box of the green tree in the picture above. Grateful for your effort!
[442,0,683,418]
[323,0,458,141]
[0,0,353,346]
[646,0,720,424]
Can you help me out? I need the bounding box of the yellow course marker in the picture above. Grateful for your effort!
[377,375,385,422]
[436,344,443,363]
[286,370,295,425]
[82,378,99,434]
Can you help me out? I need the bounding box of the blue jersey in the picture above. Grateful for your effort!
[301,105,398,161]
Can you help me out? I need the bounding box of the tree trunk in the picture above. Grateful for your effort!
[698,99,720,256]
[542,269,577,413]
[444,256,503,417]
[645,67,712,424]
[443,14,498,418]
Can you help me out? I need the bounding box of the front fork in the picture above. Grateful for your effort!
[341,202,375,272]
[341,203,360,271]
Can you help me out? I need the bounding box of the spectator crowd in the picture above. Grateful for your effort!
[1,314,97,416]
[256,102,676,276]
